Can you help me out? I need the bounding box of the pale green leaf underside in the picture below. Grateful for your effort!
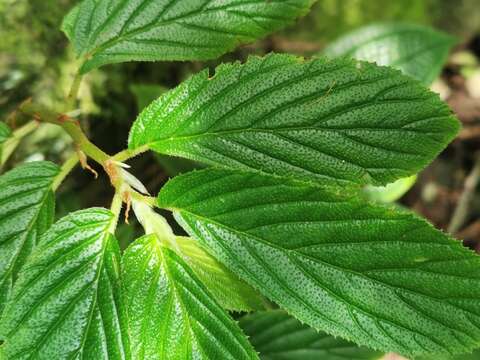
[129,53,459,187]
[62,0,315,74]
[363,175,417,203]
[122,234,258,359]
[158,168,480,358]
[0,161,58,316]
[323,23,456,85]
[175,235,266,312]
[240,310,383,360]
[0,208,129,359]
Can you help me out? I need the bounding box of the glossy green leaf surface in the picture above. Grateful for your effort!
[324,23,456,85]
[62,0,315,74]
[158,168,480,358]
[129,54,459,187]
[122,234,258,359]
[240,310,383,360]
[0,208,129,359]
[175,235,265,312]
[0,161,58,316]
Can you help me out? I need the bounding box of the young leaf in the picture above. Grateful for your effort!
[324,23,457,85]
[62,0,315,74]
[0,161,58,316]
[0,208,129,359]
[240,310,383,360]
[175,235,266,312]
[158,168,480,358]
[129,54,460,187]
[121,234,258,359]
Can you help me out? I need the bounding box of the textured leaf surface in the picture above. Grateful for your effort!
[62,0,314,73]
[240,310,383,360]
[131,83,199,176]
[129,54,459,187]
[0,208,129,359]
[158,168,480,358]
[324,23,456,85]
[175,235,265,311]
[122,234,258,359]
[0,161,58,315]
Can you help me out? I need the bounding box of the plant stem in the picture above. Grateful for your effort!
[109,189,124,234]
[17,101,155,212]
[66,72,83,110]
[19,101,109,165]
[1,121,39,166]
[52,153,79,191]
[61,121,110,163]
[131,192,156,207]
[448,154,480,235]
[112,145,149,162]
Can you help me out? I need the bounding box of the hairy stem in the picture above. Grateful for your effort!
[52,153,80,191]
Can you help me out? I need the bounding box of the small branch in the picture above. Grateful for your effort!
[52,153,79,191]
[131,192,156,207]
[66,72,83,110]
[448,154,480,235]
[108,189,124,234]
[112,145,149,162]
[1,121,39,166]
[18,101,109,165]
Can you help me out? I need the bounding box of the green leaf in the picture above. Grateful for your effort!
[131,83,200,175]
[0,122,12,163]
[175,235,266,312]
[121,234,258,359]
[363,175,417,203]
[324,24,453,201]
[240,310,383,360]
[0,161,58,316]
[323,23,457,85]
[62,0,315,74]
[158,168,480,358]
[0,208,129,359]
[129,54,460,187]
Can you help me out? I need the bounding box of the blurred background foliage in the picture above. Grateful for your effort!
[1,0,480,246]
